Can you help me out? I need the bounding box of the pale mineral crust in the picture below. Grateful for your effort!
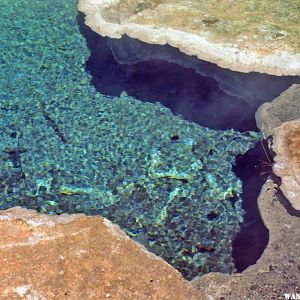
[0,207,202,300]
[192,179,300,299]
[273,120,300,211]
[78,0,300,75]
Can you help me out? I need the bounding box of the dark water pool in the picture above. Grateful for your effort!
[78,14,300,132]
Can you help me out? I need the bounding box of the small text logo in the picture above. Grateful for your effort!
[284,293,300,300]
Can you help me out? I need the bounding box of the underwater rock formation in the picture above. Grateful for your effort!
[273,120,300,211]
[192,179,300,299]
[78,0,300,75]
[0,207,202,300]
[104,36,300,103]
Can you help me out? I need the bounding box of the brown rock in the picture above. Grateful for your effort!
[255,84,300,209]
[0,207,203,300]
[78,0,300,75]
[273,119,300,210]
[1,182,299,300]
[192,179,300,299]
[255,84,300,138]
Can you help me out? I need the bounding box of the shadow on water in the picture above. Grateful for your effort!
[232,141,270,271]
[77,14,300,132]
[77,13,297,274]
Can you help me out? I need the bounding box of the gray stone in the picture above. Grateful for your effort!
[255,84,300,137]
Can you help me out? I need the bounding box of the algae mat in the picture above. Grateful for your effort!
[0,0,259,279]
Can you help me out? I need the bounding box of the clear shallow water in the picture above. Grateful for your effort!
[0,0,266,279]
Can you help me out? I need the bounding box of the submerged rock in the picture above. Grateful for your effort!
[0,207,202,299]
[78,0,300,75]
[79,26,299,131]
[192,179,300,299]
[104,36,300,104]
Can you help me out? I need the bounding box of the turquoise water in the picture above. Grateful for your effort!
[0,0,260,279]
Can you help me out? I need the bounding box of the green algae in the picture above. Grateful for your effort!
[0,0,260,279]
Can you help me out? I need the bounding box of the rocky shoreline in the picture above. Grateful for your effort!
[1,83,299,298]
[1,179,299,299]
[78,0,300,75]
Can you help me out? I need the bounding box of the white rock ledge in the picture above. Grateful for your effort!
[78,0,300,76]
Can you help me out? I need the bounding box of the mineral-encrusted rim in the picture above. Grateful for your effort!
[78,0,300,76]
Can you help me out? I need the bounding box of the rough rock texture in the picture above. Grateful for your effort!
[255,84,300,210]
[1,179,299,299]
[192,179,300,299]
[0,207,202,300]
[273,120,300,211]
[78,0,300,75]
[255,84,300,137]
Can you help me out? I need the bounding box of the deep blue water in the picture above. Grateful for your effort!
[232,141,270,271]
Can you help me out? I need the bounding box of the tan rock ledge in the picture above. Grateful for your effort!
[273,119,300,211]
[1,178,299,299]
[78,0,300,76]
[255,84,300,210]
[256,84,300,138]
[0,207,202,300]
